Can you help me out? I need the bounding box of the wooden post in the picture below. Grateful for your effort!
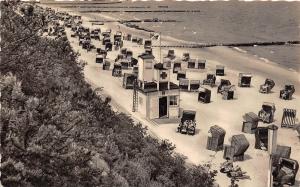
[267,124,278,187]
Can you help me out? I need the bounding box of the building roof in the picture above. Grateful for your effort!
[138,53,155,60]
[138,82,157,93]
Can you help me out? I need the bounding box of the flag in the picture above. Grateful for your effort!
[150,32,160,40]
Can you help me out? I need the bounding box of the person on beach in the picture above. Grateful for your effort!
[220,157,234,173]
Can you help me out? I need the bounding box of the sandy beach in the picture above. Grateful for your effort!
[41,3,300,187]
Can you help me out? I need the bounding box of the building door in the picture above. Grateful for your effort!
[159,96,168,118]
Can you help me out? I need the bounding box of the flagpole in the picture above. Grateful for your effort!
[159,32,162,63]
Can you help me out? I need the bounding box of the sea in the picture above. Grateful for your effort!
[55,1,300,71]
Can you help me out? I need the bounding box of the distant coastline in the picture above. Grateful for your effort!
[45,1,300,73]
[78,1,300,71]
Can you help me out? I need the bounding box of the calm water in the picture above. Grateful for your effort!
[61,1,300,71]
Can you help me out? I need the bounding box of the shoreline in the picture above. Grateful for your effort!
[89,11,300,76]
[57,7,300,73]
[86,10,299,73]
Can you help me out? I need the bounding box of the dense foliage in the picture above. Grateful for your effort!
[0,2,217,187]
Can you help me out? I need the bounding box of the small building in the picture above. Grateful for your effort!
[136,53,180,119]
[242,112,259,134]
[207,125,226,151]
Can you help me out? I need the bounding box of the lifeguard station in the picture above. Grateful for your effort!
[132,53,180,120]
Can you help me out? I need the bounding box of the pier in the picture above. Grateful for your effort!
[89,19,180,23]
[79,10,201,13]
[153,41,300,48]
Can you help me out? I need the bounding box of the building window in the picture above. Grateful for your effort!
[139,97,143,105]
[160,72,167,79]
[169,96,178,106]
[145,60,152,69]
